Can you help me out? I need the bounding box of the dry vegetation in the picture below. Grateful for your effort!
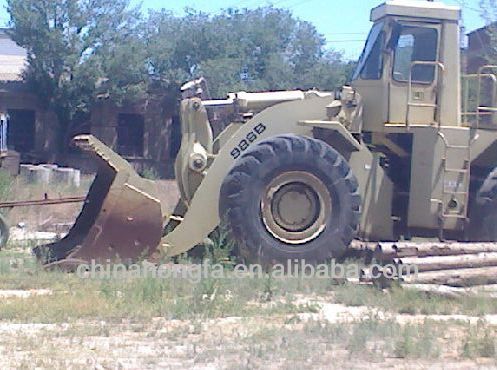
[1,244,497,368]
[0,175,497,368]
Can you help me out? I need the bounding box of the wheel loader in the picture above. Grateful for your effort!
[34,0,497,268]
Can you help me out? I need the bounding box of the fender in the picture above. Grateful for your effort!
[161,95,334,256]
[298,119,362,152]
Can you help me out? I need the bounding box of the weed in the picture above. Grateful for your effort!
[140,167,160,180]
[202,224,235,267]
[261,273,274,302]
[176,253,192,265]
[0,169,12,201]
[333,283,497,316]
[462,322,497,358]
[347,317,398,358]
[393,321,440,358]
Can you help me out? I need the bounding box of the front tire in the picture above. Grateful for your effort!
[219,134,361,266]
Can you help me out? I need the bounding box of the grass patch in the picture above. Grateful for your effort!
[0,169,13,202]
[333,283,497,316]
[462,321,497,358]
[2,255,497,323]
[0,264,323,323]
[202,225,236,267]
[1,250,497,328]
[238,318,445,366]
[393,321,441,358]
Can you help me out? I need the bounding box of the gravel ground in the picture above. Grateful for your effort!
[0,291,496,369]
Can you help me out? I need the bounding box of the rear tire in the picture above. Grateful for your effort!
[473,167,497,241]
[219,134,361,266]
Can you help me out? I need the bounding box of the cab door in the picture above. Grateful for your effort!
[350,22,389,133]
[388,23,441,125]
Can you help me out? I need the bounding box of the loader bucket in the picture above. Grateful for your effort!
[33,135,164,269]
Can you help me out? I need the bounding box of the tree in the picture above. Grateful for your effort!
[6,0,148,151]
[146,7,351,98]
[6,2,353,155]
[478,1,497,61]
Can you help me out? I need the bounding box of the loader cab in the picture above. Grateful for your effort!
[351,1,461,131]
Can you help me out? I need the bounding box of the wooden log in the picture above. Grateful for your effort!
[403,284,497,298]
[400,266,497,287]
[414,243,497,257]
[348,241,377,263]
[470,284,497,292]
[401,284,466,299]
[374,242,417,261]
[360,265,396,288]
[359,267,372,283]
[394,252,497,272]
[375,242,497,261]
[349,240,377,252]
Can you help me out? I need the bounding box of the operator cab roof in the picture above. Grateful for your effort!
[371,1,460,22]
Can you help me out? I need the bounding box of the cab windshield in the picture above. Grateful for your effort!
[352,22,384,81]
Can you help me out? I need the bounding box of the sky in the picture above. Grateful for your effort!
[0,0,486,60]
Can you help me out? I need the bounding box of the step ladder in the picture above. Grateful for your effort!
[437,132,471,240]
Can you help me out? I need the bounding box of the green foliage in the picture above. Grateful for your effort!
[333,283,497,316]
[6,0,148,150]
[462,321,497,358]
[203,225,235,267]
[261,273,274,302]
[0,170,13,202]
[146,7,351,98]
[6,2,353,153]
[140,167,160,180]
[394,322,441,358]
[477,1,497,65]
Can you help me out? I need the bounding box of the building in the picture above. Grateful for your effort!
[0,29,177,177]
[78,95,178,177]
[466,25,493,73]
[0,29,59,164]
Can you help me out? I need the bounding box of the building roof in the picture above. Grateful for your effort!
[371,1,461,22]
[0,29,27,82]
[467,23,495,37]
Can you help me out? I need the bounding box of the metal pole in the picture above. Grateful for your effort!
[0,113,7,152]
[3,114,7,151]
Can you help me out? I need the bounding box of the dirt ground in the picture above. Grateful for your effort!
[0,291,497,369]
[2,177,497,369]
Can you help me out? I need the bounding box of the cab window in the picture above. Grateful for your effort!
[352,22,384,81]
[360,31,384,80]
[392,26,438,83]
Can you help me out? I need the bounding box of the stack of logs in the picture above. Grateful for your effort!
[356,241,497,288]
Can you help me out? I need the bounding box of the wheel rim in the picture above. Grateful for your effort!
[261,171,332,245]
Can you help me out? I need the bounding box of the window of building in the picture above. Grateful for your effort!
[117,113,144,157]
[393,26,438,83]
[7,109,35,153]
